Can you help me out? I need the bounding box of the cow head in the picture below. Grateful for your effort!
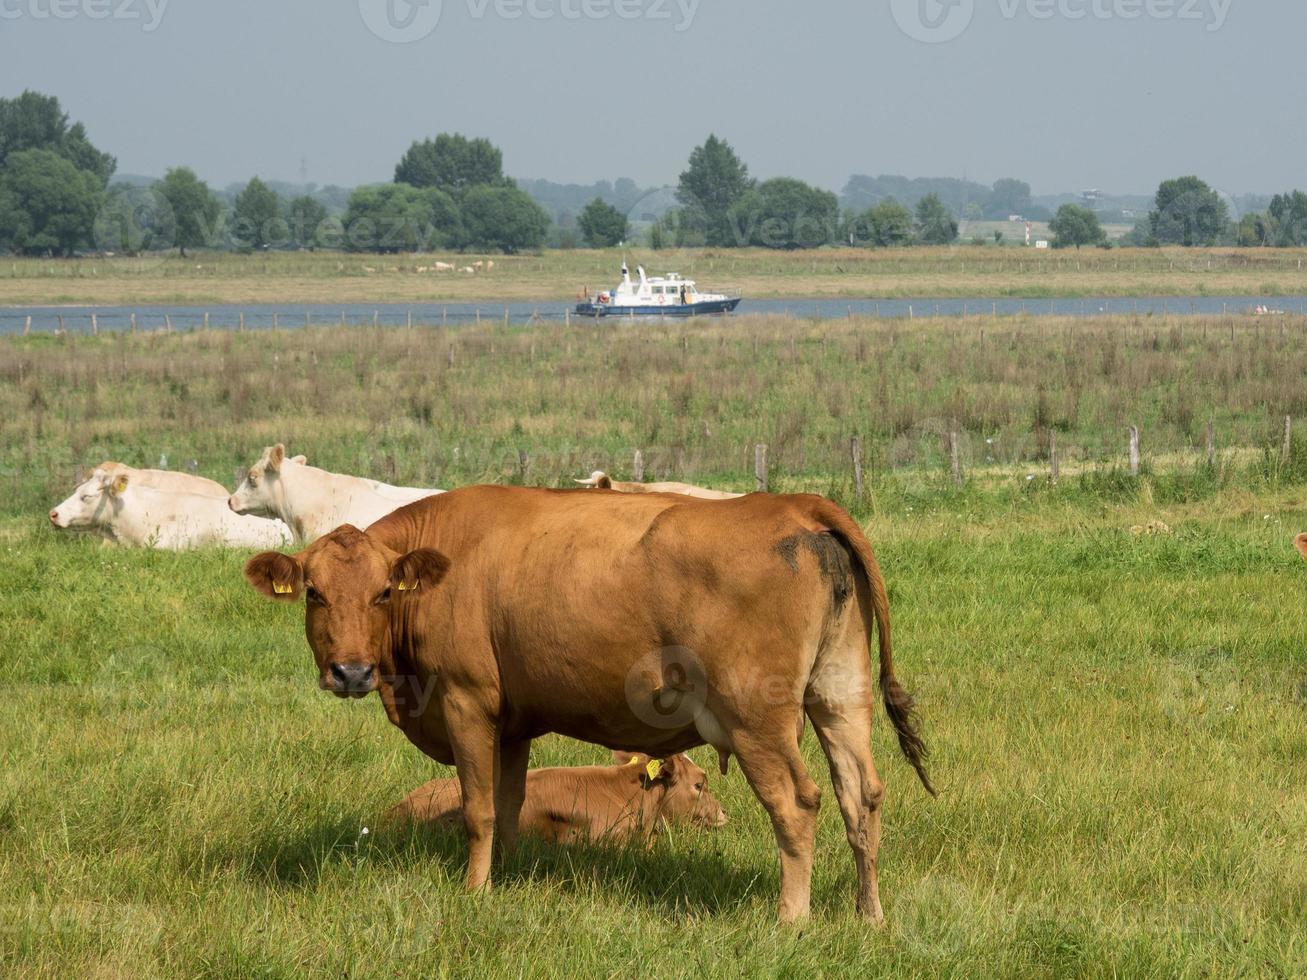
[574,471,615,490]
[49,471,129,530]
[1297,534,1307,560]
[229,444,305,517]
[613,751,729,829]
[244,525,450,699]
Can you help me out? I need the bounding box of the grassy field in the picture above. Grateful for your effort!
[3,246,1307,307]
[3,313,1307,519]
[2,314,1306,976]
[2,496,1305,977]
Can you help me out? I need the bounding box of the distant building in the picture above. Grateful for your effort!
[1008,214,1024,222]
[1081,189,1102,208]
[1035,240,1051,249]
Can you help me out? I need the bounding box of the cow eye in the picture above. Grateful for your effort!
[695,782,705,795]
[305,586,326,606]
[374,587,392,606]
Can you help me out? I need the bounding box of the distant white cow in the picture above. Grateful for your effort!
[574,470,744,500]
[228,444,442,544]
[50,470,291,549]
[434,262,455,272]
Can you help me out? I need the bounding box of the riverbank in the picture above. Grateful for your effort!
[3,246,1307,307]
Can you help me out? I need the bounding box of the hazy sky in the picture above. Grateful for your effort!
[2,0,1303,196]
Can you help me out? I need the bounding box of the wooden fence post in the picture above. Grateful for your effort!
[754,444,768,493]
[90,313,98,336]
[518,450,530,484]
[57,314,65,334]
[1284,416,1293,461]
[1206,420,1215,468]
[407,309,413,330]
[203,311,210,331]
[949,432,962,486]
[850,437,864,499]
[1129,426,1140,477]
[633,449,645,483]
[238,312,245,333]
[130,313,137,334]
[23,315,31,336]
[165,314,172,333]
[1049,431,1059,482]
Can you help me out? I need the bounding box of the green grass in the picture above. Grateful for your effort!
[3,314,1307,975]
[2,497,1305,976]
[3,314,1307,521]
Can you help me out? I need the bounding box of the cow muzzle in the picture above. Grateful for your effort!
[324,662,377,698]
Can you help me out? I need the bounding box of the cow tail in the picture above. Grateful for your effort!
[816,500,935,796]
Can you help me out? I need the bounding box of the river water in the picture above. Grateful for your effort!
[3,295,1305,334]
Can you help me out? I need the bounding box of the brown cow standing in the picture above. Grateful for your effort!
[388,752,728,845]
[244,485,932,924]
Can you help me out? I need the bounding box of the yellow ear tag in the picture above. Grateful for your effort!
[626,755,642,767]
[273,581,293,595]
[645,759,663,781]
[397,580,414,592]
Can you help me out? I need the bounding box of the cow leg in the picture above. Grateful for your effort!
[494,739,530,854]
[446,703,499,893]
[732,723,822,924]
[808,698,885,924]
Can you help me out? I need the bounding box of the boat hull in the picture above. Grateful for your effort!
[575,297,741,319]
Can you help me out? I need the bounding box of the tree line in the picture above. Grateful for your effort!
[2,91,1304,257]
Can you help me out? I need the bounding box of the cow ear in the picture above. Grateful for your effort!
[290,455,307,466]
[266,444,286,472]
[612,750,647,767]
[245,552,304,602]
[391,549,451,594]
[640,757,679,789]
[108,473,129,496]
[1296,533,1307,559]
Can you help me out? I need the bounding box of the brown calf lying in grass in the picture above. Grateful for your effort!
[388,753,728,845]
[1296,534,1307,559]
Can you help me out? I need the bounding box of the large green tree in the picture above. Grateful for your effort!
[1048,204,1105,249]
[156,167,222,256]
[394,134,507,197]
[1149,176,1228,246]
[230,176,283,249]
[577,197,628,248]
[1267,191,1307,246]
[728,178,838,249]
[460,185,549,253]
[341,184,461,253]
[285,195,329,250]
[676,135,753,247]
[0,90,115,186]
[850,198,914,248]
[985,178,1032,219]
[915,193,958,245]
[0,148,103,255]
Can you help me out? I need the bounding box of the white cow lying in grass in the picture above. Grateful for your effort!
[50,467,291,549]
[574,470,744,500]
[228,444,442,544]
[91,461,231,498]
